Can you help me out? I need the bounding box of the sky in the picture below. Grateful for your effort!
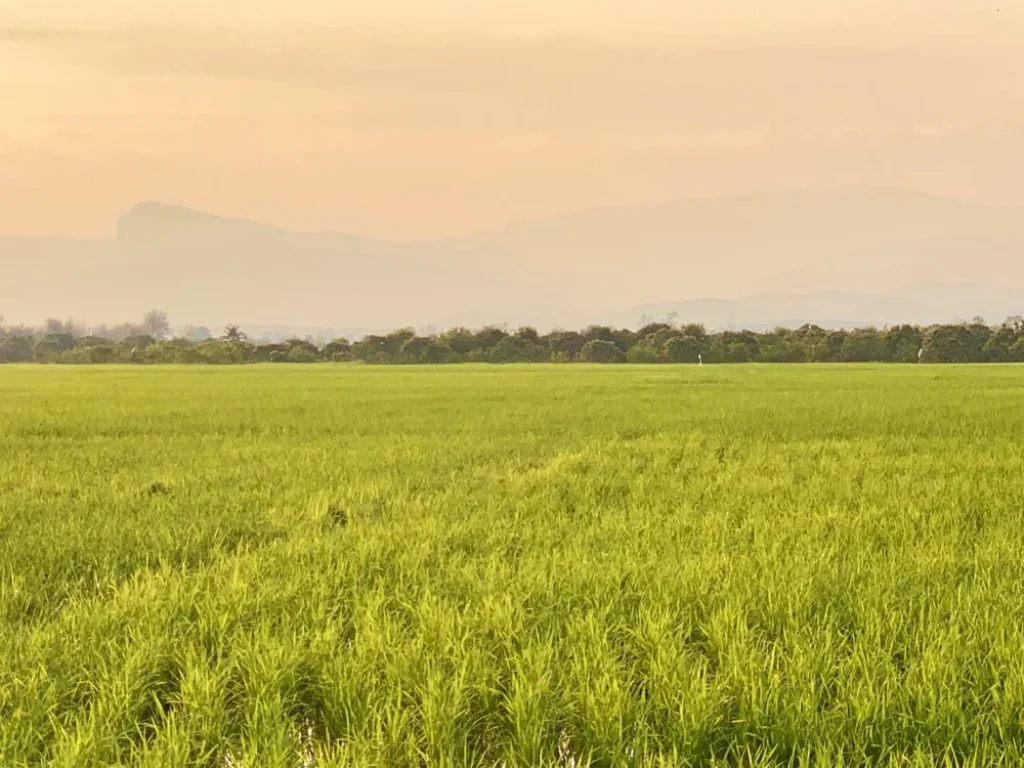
[2,0,1022,239]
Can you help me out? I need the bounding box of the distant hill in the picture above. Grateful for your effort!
[430,186,1024,308]
[622,283,1024,332]
[2,187,1022,330]
[2,203,543,329]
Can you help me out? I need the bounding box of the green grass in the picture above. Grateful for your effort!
[2,364,1024,766]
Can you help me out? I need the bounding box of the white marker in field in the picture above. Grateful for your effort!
[698,354,703,366]
[918,348,924,362]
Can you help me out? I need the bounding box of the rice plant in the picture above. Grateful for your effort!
[3,363,1024,765]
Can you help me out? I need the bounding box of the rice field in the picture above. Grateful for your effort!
[2,364,1024,767]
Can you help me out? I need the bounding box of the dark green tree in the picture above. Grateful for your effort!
[579,339,626,363]
[546,330,585,362]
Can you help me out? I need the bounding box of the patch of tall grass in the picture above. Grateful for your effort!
[3,365,1024,765]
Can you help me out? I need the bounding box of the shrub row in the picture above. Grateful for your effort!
[4,319,1024,365]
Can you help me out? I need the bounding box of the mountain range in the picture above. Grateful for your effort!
[2,186,1022,335]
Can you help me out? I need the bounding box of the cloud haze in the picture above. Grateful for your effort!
[1,0,1022,241]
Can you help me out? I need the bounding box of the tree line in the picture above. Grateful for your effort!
[3,312,1024,365]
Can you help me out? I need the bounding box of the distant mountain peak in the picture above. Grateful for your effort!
[127,200,212,216]
[122,201,237,224]
[116,202,280,243]
[114,202,399,250]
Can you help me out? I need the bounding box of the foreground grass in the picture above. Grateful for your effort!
[2,364,1024,766]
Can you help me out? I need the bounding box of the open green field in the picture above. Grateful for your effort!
[3,364,1024,767]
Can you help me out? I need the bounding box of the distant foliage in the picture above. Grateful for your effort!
[579,339,627,364]
[3,312,1024,365]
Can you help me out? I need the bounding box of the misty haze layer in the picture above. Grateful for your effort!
[3,187,1023,332]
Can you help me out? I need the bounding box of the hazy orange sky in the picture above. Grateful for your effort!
[2,0,1022,239]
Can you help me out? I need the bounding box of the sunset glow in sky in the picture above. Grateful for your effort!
[2,0,1021,238]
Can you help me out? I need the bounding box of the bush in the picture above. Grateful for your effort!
[491,336,547,363]
[627,344,662,364]
[286,346,318,364]
[56,348,92,364]
[759,342,807,363]
[398,337,430,363]
[723,343,752,363]
[196,341,255,365]
[580,339,626,363]
[422,342,456,364]
[0,337,33,363]
[665,336,702,363]
[323,338,352,361]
